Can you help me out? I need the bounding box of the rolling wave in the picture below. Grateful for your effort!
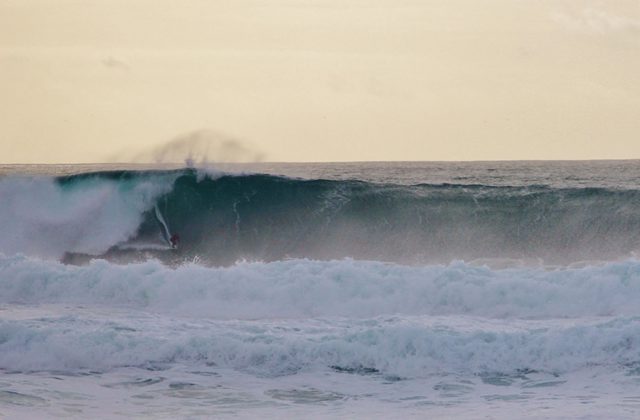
[2,168,640,264]
[1,290,638,376]
[2,254,640,320]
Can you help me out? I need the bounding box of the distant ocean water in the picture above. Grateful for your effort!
[1,161,640,419]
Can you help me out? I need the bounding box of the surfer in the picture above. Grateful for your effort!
[169,233,180,249]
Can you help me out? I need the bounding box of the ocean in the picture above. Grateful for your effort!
[1,161,640,419]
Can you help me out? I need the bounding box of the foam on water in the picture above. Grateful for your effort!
[0,302,638,378]
[2,254,640,320]
[0,174,175,259]
[1,255,640,379]
[2,162,640,418]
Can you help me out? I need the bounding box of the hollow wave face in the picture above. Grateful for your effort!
[3,168,638,265]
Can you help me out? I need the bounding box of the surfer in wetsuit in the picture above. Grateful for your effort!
[170,234,180,249]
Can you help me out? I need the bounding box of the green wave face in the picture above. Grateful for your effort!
[59,169,640,266]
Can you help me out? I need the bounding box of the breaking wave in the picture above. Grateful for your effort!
[2,254,640,377]
[2,254,640,320]
[1,313,638,377]
[2,168,640,265]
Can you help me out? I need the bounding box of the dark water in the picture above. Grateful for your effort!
[42,160,640,266]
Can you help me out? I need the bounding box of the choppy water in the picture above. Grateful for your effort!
[1,161,640,419]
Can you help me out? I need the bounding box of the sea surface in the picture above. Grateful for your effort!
[1,161,640,419]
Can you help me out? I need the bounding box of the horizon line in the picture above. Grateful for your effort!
[3,158,640,165]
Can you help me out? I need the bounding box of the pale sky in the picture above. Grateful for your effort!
[1,0,639,163]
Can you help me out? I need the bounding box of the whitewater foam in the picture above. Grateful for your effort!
[2,162,640,418]
[0,174,175,259]
[0,303,638,377]
[2,254,640,320]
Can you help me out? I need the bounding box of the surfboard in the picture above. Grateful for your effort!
[116,242,174,251]
[154,204,174,248]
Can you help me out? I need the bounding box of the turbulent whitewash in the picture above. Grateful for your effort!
[1,161,640,419]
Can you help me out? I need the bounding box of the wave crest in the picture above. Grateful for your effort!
[3,169,640,265]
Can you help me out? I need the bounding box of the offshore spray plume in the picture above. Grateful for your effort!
[146,129,265,166]
[99,129,267,256]
[109,129,266,167]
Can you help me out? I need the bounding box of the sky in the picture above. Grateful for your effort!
[1,0,639,163]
